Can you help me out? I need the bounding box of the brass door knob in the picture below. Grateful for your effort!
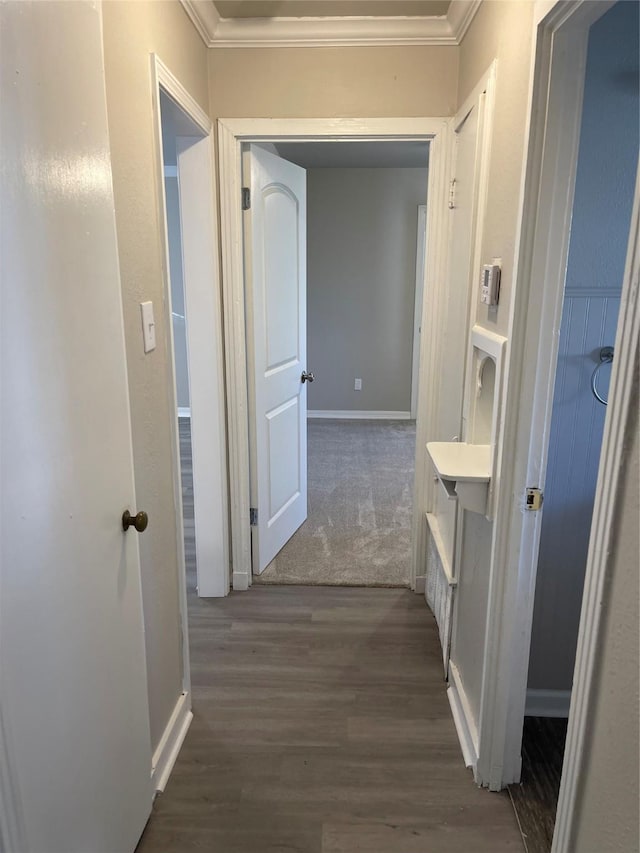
[122,510,149,533]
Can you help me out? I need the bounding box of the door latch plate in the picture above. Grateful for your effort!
[525,488,543,511]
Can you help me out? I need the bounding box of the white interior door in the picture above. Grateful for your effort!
[1,4,153,851]
[243,146,308,574]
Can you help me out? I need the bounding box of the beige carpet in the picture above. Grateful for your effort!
[256,418,416,587]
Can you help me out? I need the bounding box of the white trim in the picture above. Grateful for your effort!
[525,689,572,718]
[411,204,427,419]
[218,117,451,592]
[425,512,457,586]
[153,55,229,603]
[177,407,191,419]
[425,62,496,682]
[150,692,193,793]
[553,168,640,853]
[447,662,479,770]
[179,0,220,46]
[446,0,483,43]
[307,410,411,420]
[411,124,455,596]
[181,0,481,48]
[471,0,621,795]
[232,570,250,592]
[150,54,194,709]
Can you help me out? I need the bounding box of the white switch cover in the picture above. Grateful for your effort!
[140,301,156,353]
[354,378,362,391]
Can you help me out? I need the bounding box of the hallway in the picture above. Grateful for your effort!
[136,583,523,852]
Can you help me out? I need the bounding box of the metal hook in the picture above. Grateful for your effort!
[590,346,614,406]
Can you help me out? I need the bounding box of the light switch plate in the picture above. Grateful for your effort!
[140,301,156,353]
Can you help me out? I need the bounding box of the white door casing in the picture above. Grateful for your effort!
[151,55,230,605]
[0,3,152,851]
[243,146,308,574]
[410,205,427,419]
[217,118,450,592]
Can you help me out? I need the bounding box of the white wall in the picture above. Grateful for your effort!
[164,177,190,410]
[527,0,639,695]
[306,167,428,414]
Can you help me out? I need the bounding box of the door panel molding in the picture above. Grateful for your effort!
[218,117,450,590]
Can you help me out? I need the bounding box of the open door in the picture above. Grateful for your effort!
[243,146,308,574]
[1,3,153,851]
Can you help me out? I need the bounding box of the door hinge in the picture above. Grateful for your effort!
[448,178,457,209]
[250,507,258,525]
[525,488,544,511]
[242,187,251,211]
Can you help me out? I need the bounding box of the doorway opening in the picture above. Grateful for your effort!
[217,117,449,594]
[159,90,200,593]
[242,140,430,587]
[154,60,228,614]
[508,4,639,850]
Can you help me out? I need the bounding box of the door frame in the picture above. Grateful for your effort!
[410,204,427,419]
[474,0,639,812]
[217,117,452,591]
[149,55,229,780]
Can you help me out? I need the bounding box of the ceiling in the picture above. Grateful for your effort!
[269,140,429,168]
[214,1,450,18]
[181,0,478,47]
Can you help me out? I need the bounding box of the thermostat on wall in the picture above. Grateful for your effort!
[480,263,501,306]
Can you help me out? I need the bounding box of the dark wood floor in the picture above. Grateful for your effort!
[135,419,524,852]
[508,717,568,853]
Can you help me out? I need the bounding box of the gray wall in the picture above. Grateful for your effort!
[306,167,428,413]
[164,176,190,410]
[572,360,639,853]
[528,0,639,692]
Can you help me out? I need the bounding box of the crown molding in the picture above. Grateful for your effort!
[181,0,482,47]
[180,0,220,45]
[446,0,482,42]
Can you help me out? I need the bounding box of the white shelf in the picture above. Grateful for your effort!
[426,442,491,515]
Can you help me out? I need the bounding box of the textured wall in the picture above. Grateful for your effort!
[102,0,210,752]
[209,45,458,119]
[306,167,428,413]
[458,0,536,339]
[572,360,639,853]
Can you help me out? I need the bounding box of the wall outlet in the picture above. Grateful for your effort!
[354,378,362,391]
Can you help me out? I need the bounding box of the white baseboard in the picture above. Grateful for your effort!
[414,575,426,594]
[151,691,193,792]
[525,688,571,718]
[447,663,479,770]
[177,407,191,418]
[307,410,411,420]
[233,569,250,590]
